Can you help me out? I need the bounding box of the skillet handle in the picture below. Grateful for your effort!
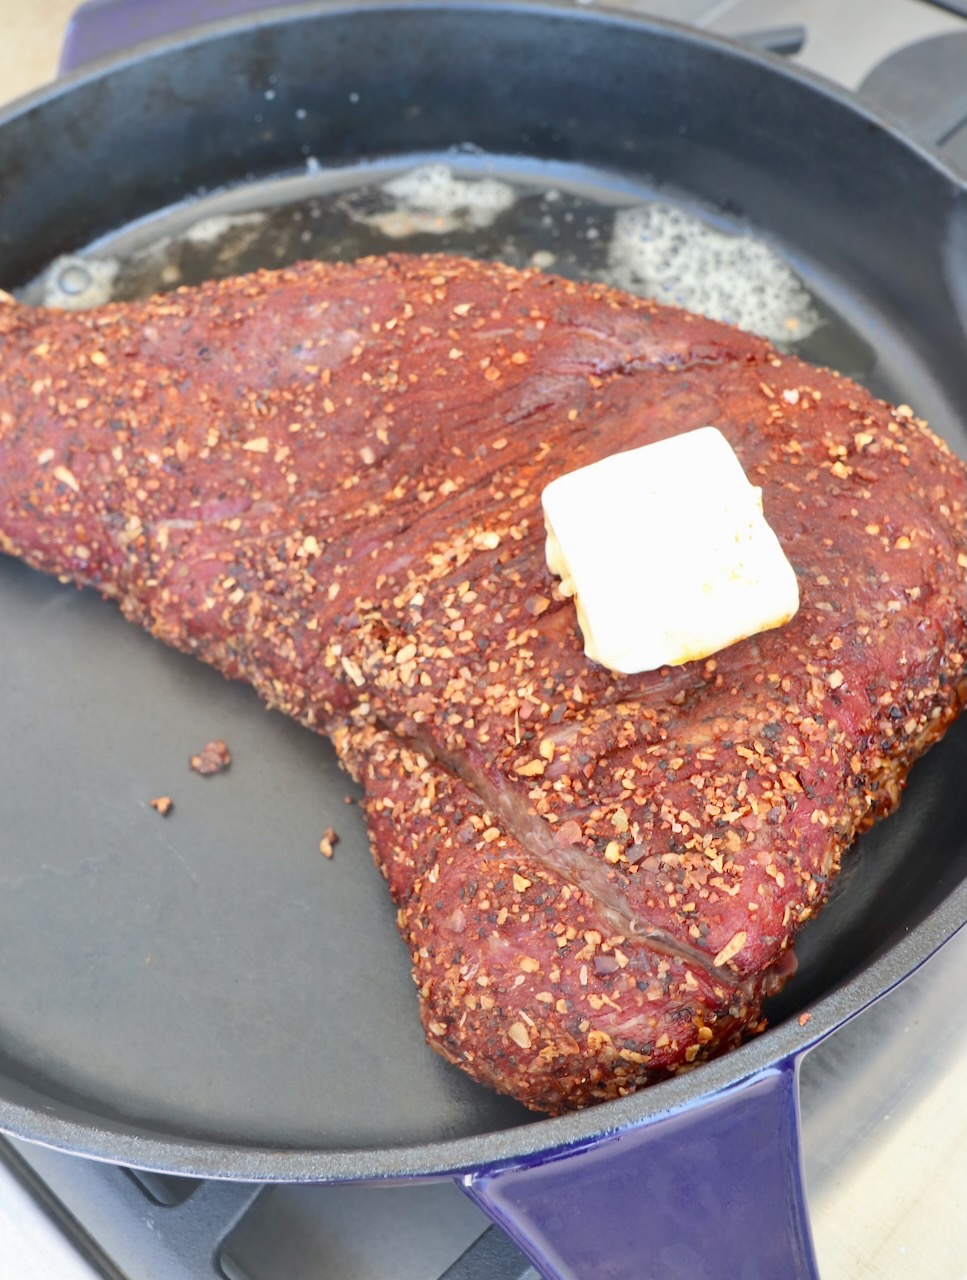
[458,1057,818,1280]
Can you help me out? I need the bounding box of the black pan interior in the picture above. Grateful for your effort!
[0,3,965,1175]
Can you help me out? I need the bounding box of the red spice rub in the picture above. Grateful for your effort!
[0,255,964,1111]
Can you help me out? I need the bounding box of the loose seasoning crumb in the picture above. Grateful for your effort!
[343,794,355,805]
[189,739,232,776]
[319,826,339,858]
[150,796,174,816]
[798,1012,811,1026]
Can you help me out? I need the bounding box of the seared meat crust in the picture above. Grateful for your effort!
[1,255,964,1111]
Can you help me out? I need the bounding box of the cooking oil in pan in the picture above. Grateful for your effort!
[21,157,873,377]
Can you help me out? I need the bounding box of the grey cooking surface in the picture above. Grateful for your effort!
[1,0,966,1277]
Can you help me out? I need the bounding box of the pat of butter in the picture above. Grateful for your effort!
[542,427,799,674]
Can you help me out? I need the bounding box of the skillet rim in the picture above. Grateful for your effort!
[0,0,965,1180]
[2,0,966,192]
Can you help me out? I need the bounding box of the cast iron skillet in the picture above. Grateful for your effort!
[0,5,965,1277]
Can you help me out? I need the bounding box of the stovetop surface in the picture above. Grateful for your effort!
[0,1,965,1277]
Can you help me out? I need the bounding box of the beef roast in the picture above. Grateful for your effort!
[0,253,964,1112]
